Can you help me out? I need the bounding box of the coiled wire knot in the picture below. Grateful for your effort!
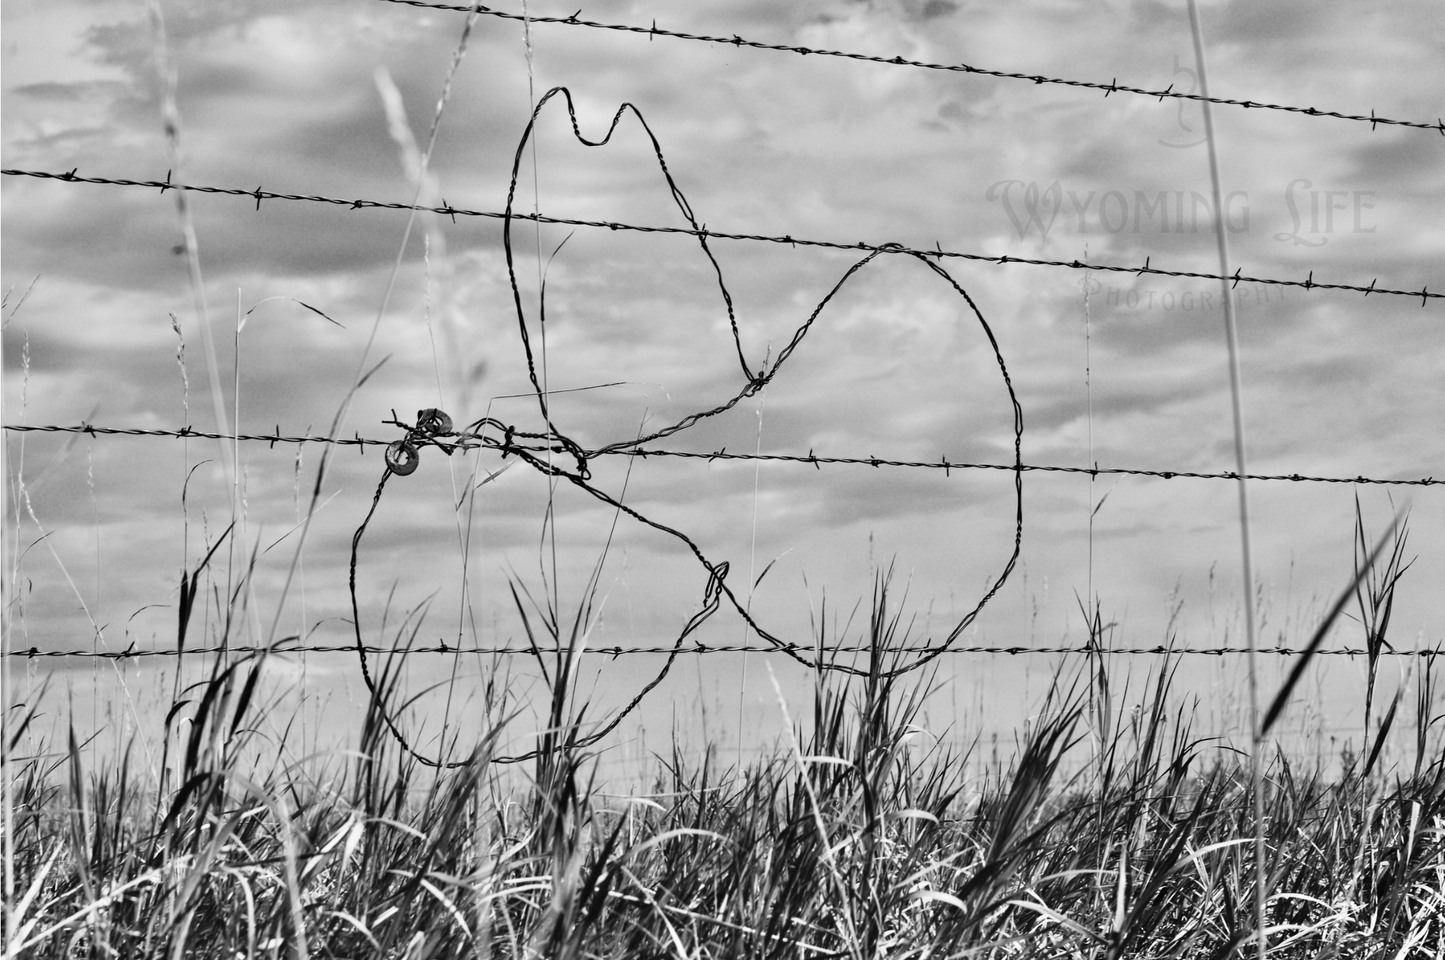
[384,407,455,477]
[415,408,453,436]
[384,440,420,476]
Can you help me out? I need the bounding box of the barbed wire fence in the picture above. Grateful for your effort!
[13,642,1443,662]
[377,0,1445,137]
[3,167,1440,305]
[4,423,1441,487]
[3,5,1441,767]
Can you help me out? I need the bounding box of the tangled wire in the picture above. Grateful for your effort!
[349,87,1023,767]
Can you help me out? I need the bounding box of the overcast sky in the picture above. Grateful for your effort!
[4,0,1443,774]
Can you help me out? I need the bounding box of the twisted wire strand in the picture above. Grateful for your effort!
[5,423,1440,488]
[15,643,1441,661]
[374,0,1445,136]
[4,166,1439,305]
[2,424,384,447]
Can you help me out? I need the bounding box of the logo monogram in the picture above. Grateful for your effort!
[985,180,1063,241]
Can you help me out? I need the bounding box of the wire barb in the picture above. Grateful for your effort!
[372,0,1445,133]
[4,423,1442,487]
[14,643,1440,660]
[4,166,1439,303]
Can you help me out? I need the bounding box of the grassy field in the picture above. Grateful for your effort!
[5,545,1443,960]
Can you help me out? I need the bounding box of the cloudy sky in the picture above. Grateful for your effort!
[4,0,1442,775]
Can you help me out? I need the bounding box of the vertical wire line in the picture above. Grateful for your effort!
[87,438,103,761]
[233,291,262,652]
[1083,244,1101,780]
[739,385,766,766]
[1188,5,1267,958]
[1084,244,1095,610]
[521,1,562,637]
[0,276,11,939]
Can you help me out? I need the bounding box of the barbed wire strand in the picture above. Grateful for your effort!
[4,423,1441,488]
[374,0,1445,136]
[3,167,1439,306]
[13,643,1441,661]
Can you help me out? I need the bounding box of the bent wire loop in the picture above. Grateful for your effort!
[350,88,1024,769]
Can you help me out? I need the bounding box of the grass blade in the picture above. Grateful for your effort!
[1261,509,1405,736]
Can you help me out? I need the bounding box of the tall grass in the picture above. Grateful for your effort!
[5,514,1443,959]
